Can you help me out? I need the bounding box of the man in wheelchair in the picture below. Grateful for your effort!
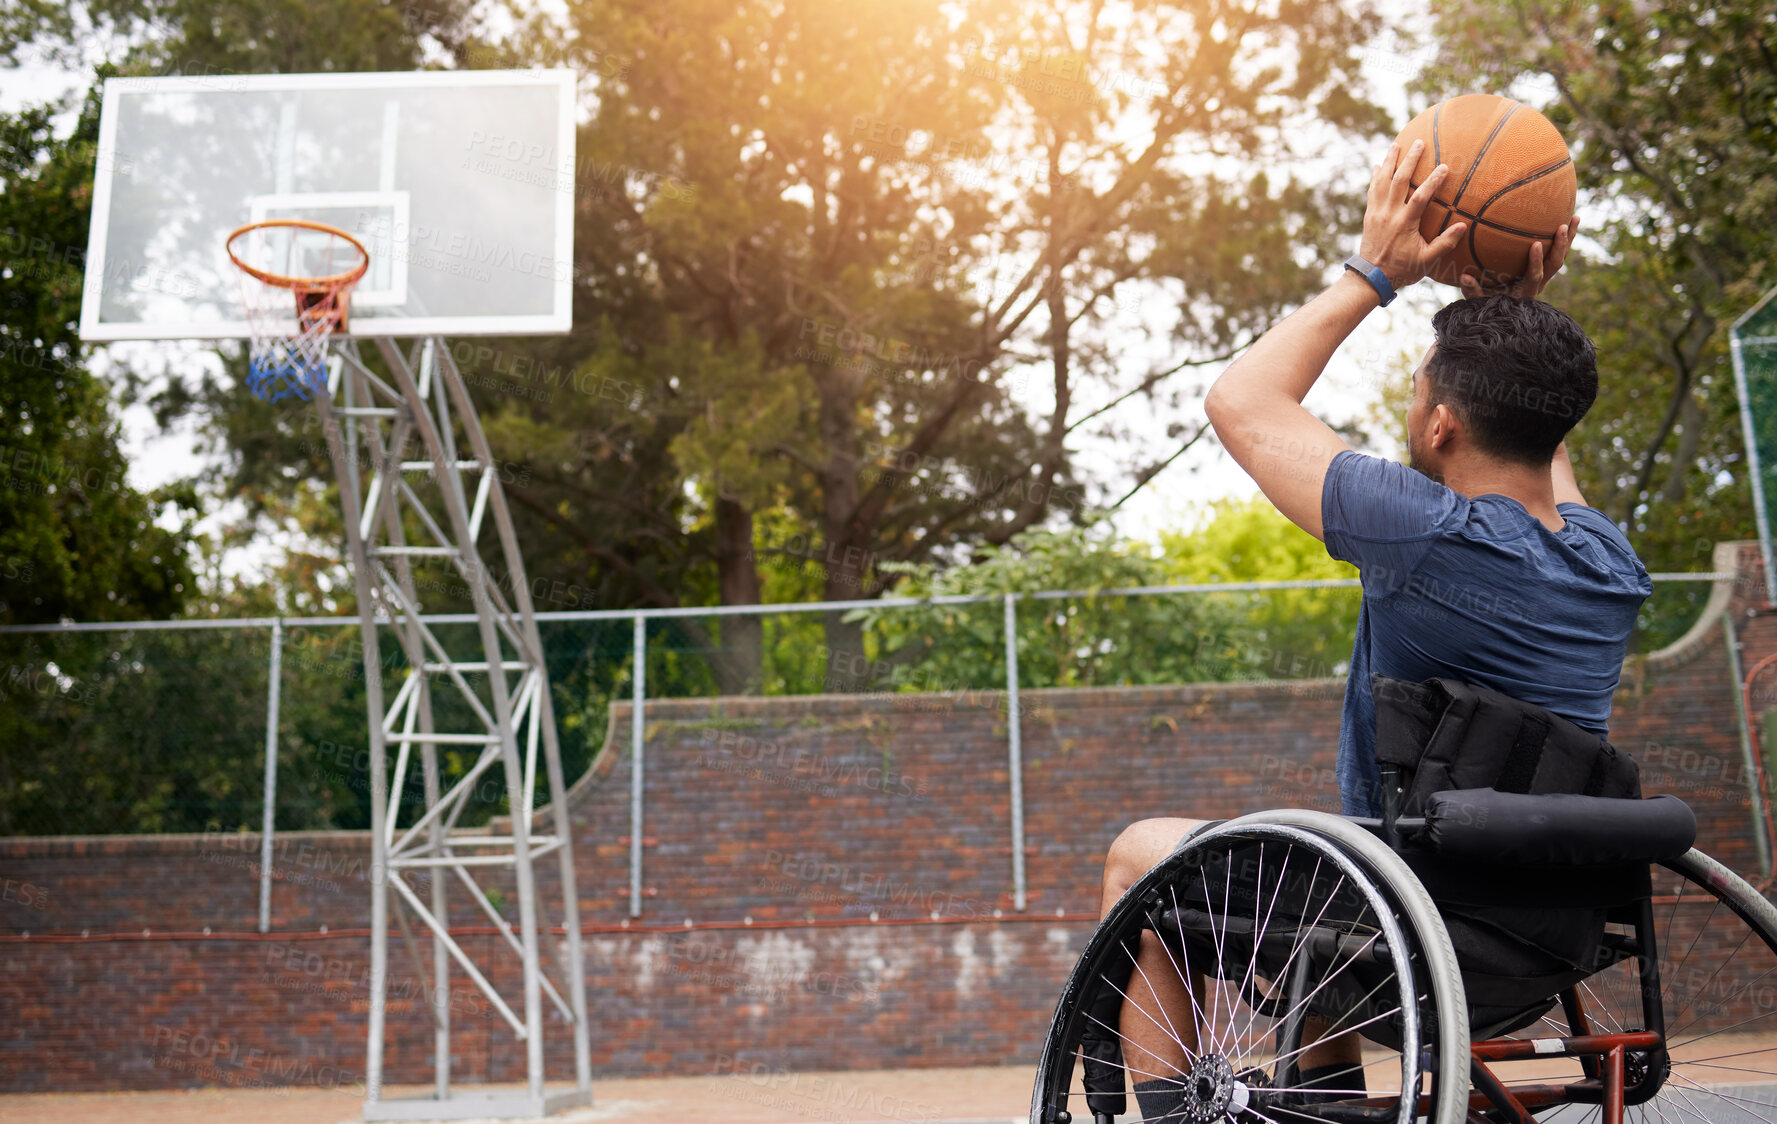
[1033,140,1777,1123]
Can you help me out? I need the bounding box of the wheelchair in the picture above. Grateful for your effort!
[1031,676,1777,1124]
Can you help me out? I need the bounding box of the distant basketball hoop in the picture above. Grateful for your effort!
[226,219,369,401]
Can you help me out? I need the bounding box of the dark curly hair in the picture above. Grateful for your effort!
[1425,295,1597,467]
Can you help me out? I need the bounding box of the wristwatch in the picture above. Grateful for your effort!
[1343,254,1397,307]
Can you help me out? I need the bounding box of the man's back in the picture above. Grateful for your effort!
[1321,449,1653,816]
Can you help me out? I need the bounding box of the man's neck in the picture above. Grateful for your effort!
[1435,458,1564,532]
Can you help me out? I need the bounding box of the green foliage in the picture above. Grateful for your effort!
[0,89,209,833]
[0,628,274,835]
[850,520,1270,692]
[1157,500,1360,681]
[0,91,198,627]
[3,0,467,74]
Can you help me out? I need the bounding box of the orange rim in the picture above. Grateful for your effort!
[225,219,370,292]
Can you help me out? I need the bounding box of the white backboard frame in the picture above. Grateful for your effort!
[79,69,576,341]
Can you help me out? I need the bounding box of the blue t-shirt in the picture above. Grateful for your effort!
[1321,449,1653,816]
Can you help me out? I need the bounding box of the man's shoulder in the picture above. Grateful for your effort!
[1554,503,1652,589]
[1323,450,1461,542]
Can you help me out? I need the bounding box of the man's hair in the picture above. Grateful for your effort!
[1425,295,1597,466]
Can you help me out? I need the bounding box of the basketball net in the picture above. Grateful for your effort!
[226,220,369,402]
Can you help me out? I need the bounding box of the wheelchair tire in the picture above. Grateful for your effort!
[1507,846,1777,1123]
[1030,810,1470,1124]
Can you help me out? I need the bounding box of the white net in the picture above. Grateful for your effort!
[229,223,365,401]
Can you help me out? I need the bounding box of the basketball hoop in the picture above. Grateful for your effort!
[226,219,369,401]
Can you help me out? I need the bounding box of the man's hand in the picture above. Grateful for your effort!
[1458,218,1577,300]
[1360,139,1469,290]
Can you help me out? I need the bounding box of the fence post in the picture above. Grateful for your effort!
[630,613,646,919]
[259,617,283,933]
[1723,612,1774,878]
[1004,593,1027,912]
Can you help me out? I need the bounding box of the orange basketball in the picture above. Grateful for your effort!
[1394,94,1576,290]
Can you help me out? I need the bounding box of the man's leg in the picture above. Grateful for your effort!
[1297,1021,1366,1092]
[1100,817,1366,1108]
[1101,818,1208,1117]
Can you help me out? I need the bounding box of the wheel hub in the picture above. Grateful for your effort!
[1181,1053,1251,1122]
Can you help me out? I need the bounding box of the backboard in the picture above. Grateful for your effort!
[79,70,576,341]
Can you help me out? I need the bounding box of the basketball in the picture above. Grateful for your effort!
[1394,94,1576,289]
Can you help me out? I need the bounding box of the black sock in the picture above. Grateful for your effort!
[1132,1076,1187,1121]
[1295,1061,1366,1101]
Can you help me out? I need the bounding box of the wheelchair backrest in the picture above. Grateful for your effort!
[1370,673,1641,815]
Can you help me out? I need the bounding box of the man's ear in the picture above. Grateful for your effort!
[1427,402,1460,450]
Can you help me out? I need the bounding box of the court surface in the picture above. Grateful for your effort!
[0,1064,1034,1124]
[7,1061,1775,1123]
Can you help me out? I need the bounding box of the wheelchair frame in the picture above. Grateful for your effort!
[1030,810,1777,1124]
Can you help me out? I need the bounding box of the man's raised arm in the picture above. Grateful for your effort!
[1204,138,1466,542]
[1552,441,1586,507]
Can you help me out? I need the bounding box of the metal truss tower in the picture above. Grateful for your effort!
[312,336,592,1120]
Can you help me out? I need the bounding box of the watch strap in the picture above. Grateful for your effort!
[1343,253,1397,307]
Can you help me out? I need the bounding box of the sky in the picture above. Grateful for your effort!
[0,0,1552,582]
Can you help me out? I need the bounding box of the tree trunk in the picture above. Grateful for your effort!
[816,372,872,692]
[711,495,763,696]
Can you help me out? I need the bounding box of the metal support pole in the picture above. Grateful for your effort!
[430,340,592,1093]
[314,337,592,1119]
[258,617,283,933]
[1004,593,1027,912]
[1731,331,1777,606]
[1724,612,1774,877]
[630,613,646,919]
[317,366,393,1106]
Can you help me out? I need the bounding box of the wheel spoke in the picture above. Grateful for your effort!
[1659,897,1728,1032]
[1662,1072,1777,1124]
[1666,960,1777,1042]
[1091,940,1200,1070]
[1231,851,1324,1063]
[1045,822,1441,1124]
[1227,840,1286,1060]
[1125,933,1193,1066]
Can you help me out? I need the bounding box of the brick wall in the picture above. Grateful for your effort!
[2,544,1774,1093]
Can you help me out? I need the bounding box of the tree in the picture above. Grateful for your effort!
[0,88,207,832]
[530,0,1393,684]
[0,93,198,629]
[2,0,473,74]
[850,519,1268,695]
[1416,0,1776,575]
[1156,499,1360,682]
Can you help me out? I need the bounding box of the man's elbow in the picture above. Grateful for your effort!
[1204,381,1233,428]
[1203,380,1248,439]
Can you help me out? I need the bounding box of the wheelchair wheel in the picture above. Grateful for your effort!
[1031,810,1470,1124]
[1483,847,1777,1123]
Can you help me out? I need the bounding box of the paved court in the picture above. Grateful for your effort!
[0,1065,1035,1124]
[8,1064,1774,1122]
